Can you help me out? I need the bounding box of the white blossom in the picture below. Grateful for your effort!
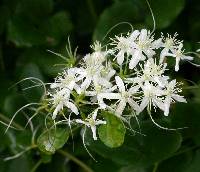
[75,109,106,140]
[163,80,186,116]
[110,35,132,66]
[50,68,82,94]
[98,76,140,115]
[49,91,79,119]
[128,58,169,88]
[45,28,194,142]
[139,82,165,113]
[160,33,181,64]
[129,29,162,69]
[167,43,193,71]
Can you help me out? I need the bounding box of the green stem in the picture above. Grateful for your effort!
[0,113,24,130]
[152,162,158,172]
[30,159,42,172]
[58,149,94,172]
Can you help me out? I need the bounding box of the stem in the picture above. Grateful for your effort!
[30,159,42,172]
[152,162,158,172]
[58,149,94,172]
[0,113,24,130]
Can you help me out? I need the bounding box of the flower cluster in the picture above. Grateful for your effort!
[48,29,193,140]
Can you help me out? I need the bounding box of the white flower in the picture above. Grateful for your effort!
[50,91,79,119]
[79,58,114,93]
[128,58,169,88]
[168,43,193,71]
[50,68,83,94]
[110,34,132,66]
[84,41,108,67]
[85,83,117,105]
[75,109,106,140]
[129,29,162,69]
[98,76,140,115]
[100,61,116,81]
[110,30,145,66]
[160,33,181,64]
[139,82,165,113]
[163,80,186,116]
[78,48,112,92]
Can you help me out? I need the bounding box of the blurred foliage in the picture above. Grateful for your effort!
[0,0,200,172]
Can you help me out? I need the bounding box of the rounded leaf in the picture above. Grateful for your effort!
[37,128,69,155]
[98,111,126,148]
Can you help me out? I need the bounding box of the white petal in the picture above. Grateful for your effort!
[115,100,127,116]
[74,84,82,94]
[152,38,163,49]
[160,48,169,64]
[92,109,99,120]
[67,81,76,90]
[85,91,96,96]
[106,69,116,81]
[127,98,141,114]
[65,101,79,115]
[75,119,87,125]
[81,77,92,90]
[129,50,143,69]
[117,51,125,65]
[91,126,97,140]
[115,76,125,93]
[163,97,171,116]
[129,30,140,41]
[139,97,149,112]
[154,76,165,88]
[128,85,140,94]
[172,94,187,103]
[96,120,106,125]
[139,29,147,42]
[153,98,165,111]
[99,78,112,88]
[175,57,180,71]
[144,49,155,58]
[52,103,63,119]
[50,83,59,89]
[98,93,121,100]
[181,55,193,61]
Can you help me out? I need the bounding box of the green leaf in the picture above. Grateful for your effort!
[156,152,193,172]
[145,0,185,29]
[119,165,147,172]
[93,1,144,42]
[18,48,65,77]
[40,153,52,163]
[98,112,126,148]
[185,150,200,172]
[37,128,69,155]
[7,155,32,172]
[18,63,44,102]
[45,11,73,46]
[3,93,26,117]
[170,103,200,145]
[7,0,73,47]
[0,6,10,34]
[87,120,182,167]
[16,0,53,20]
[7,15,46,47]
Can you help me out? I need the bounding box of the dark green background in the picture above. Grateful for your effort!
[0,0,200,171]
